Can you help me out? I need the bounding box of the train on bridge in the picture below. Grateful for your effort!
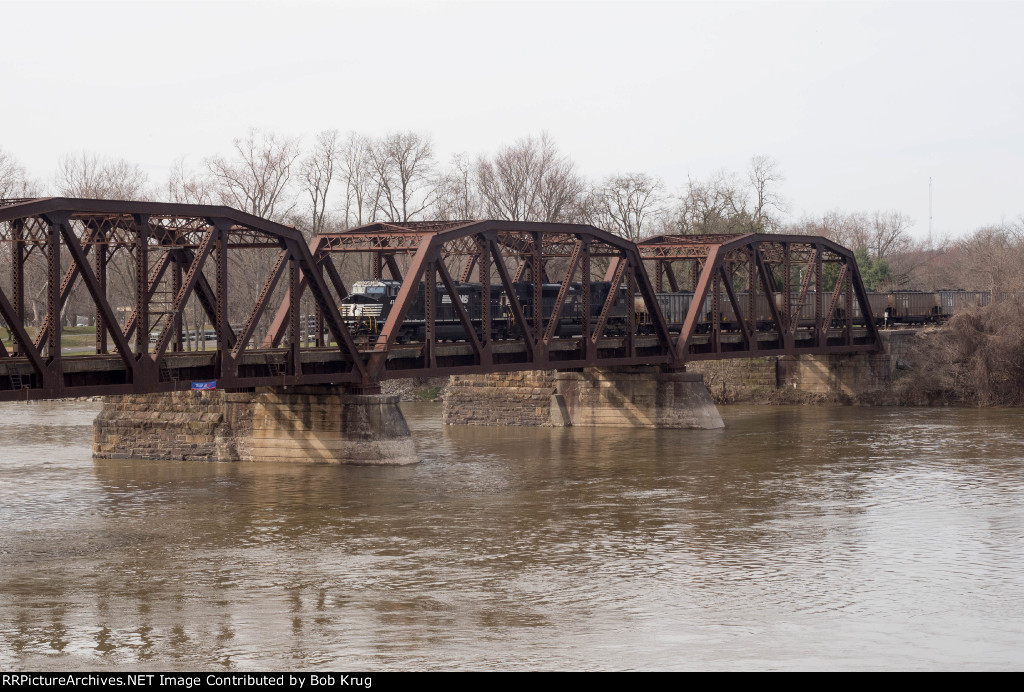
[336,280,1003,342]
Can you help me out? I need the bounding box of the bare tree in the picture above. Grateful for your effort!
[337,132,375,229]
[593,172,666,241]
[747,154,786,232]
[869,210,914,259]
[166,157,215,205]
[56,152,149,199]
[300,129,341,236]
[206,128,301,223]
[434,153,482,221]
[476,132,585,222]
[367,131,438,223]
[0,147,35,199]
[949,223,1024,294]
[671,169,749,234]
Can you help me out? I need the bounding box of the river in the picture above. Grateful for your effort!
[1,400,1022,670]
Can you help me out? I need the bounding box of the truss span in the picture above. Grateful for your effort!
[0,200,879,401]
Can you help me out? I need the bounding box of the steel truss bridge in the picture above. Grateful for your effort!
[0,198,880,402]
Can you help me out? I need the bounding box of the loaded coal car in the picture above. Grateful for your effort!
[938,290,990,318]
[886,291,941,324]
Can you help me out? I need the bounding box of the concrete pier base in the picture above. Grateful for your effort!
[443,367,724,429]
[93,387,418,465]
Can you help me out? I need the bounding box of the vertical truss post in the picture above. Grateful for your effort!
[625,260,635,358]
[215,222,231,377]
[581,240,591,361]
[46,215,61,366]
[372,252,382,280]
[478,236,491,357]
[94,226,108,354]
[532,232,542,338]
[747,247,757,351]
[782,241,791,332]
[424,259,436,369]
[11,219,24,355]
[815,246,823,347]
[655,260,663,293]
[171,257,183,352]
[711,268,721,354]
[287,254,301,375]
[133,215,150,356]
[314,258,325,348]
[845,264,853,345]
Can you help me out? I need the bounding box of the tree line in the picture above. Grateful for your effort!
[3,129,1023,298]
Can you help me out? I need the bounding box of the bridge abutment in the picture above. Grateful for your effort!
[443,367,724,429]
[93,387,418,465]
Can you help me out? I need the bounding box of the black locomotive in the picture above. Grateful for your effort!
[339,279,634,342]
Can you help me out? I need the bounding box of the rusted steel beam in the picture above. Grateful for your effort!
[625,261,635,358]
[288,254,302,376]
[123,251,173,342]
[593,256,626,346]
[746,248,757,351]
[150,227,217,364]
[753,246,788,350]
[134,215,151,356]
[384,254,403,282]
[423,259,437,370]
[678,246,720,357]
[44,216,61,384]
[815,248,824,346]
[488,235,534,357]
[542,239,583,346]
[436,256,483,359]
[822,263,848,338]
[719,264,753,351]
[580,240,592,361]
[478,236,491,358]
[56,218,137,375]
[33,223,103,352]
[10,219,24,355]
[293,239,366,383]
[629,247,674,361]
[171,256,183,352]
[0,286,45,379]
[95,226,109,354]
[367,241,432,378]
[789,247,818,337]
[231,249,288,362]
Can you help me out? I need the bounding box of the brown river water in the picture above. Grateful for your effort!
[1,400,1022,670]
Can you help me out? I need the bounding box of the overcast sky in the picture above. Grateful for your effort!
[2,0,1021,238]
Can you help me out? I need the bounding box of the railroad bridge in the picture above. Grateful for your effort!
[0,198,881,463]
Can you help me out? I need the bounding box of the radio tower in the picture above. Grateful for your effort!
[929,177,933,238]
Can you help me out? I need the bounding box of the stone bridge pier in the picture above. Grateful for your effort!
[93,387,419,465]
[93,367,724,465]
[443,367,724,429]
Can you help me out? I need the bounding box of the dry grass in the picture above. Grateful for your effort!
[893,301,1024,406]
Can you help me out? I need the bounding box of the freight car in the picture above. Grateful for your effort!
[336,279,1017,343]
